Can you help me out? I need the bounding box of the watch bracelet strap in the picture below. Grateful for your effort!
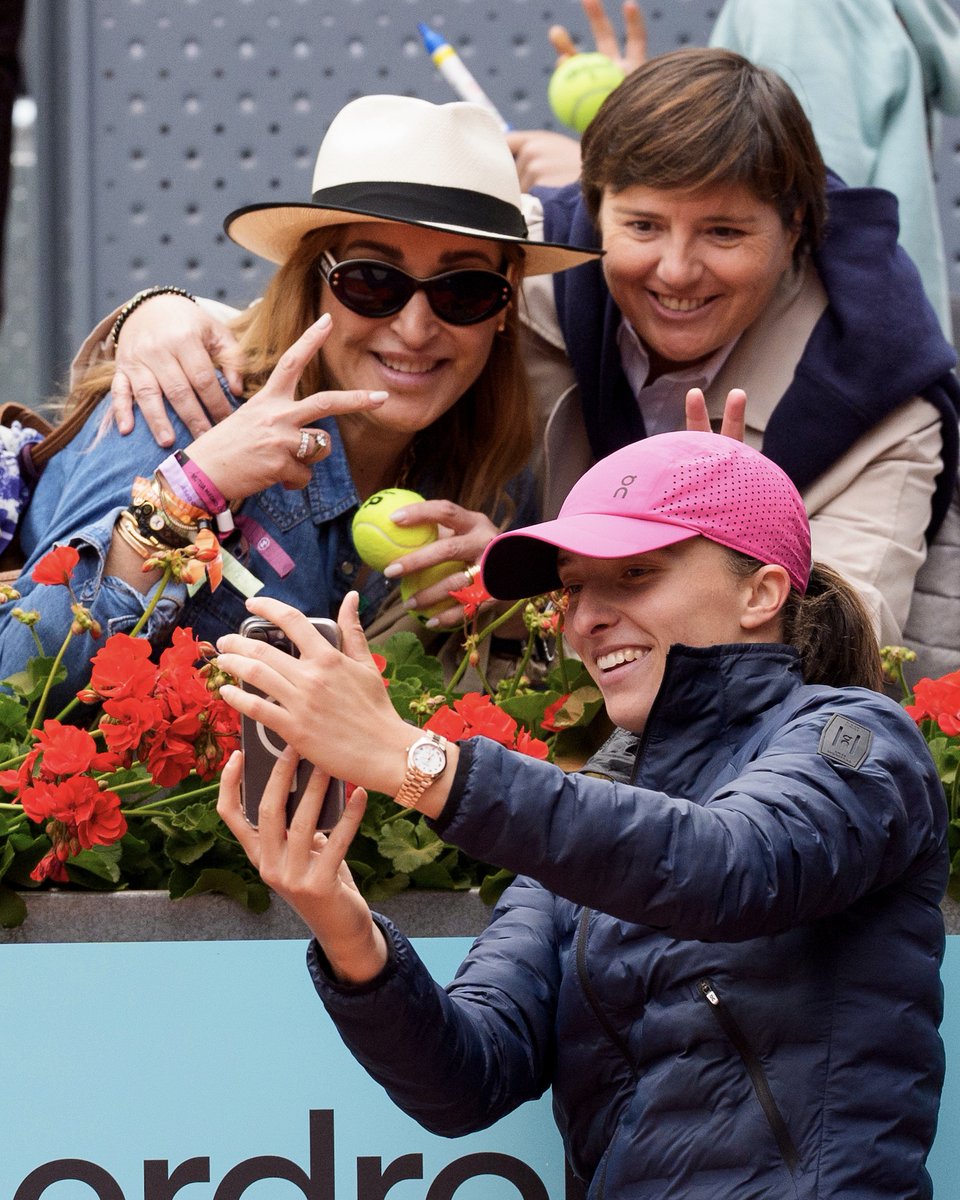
[394,731,447,810]
[393,767,435,810]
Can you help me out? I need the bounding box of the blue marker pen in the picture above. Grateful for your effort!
[418,22,511,131]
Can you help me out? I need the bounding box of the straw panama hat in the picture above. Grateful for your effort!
[223,94,600,276]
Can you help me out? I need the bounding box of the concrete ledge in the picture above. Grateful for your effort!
[0,888,494,943]
[946,896,960,935]
[2,888,957,944]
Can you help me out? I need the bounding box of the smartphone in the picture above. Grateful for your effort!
[238,615,345,831]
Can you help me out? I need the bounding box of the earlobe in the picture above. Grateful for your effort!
[740,564,792,633]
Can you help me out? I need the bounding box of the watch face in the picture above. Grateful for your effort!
[412,741,446,776]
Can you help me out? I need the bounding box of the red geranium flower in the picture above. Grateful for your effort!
[30,850,70,884]
[905,669,960,735]
[425,704,469,741]
[88,633,157,700]
[448,577,492,619]
[515,729,550,759]
[370,652,390,687]
[541,694,572,733]
[454,692,518,746]
[19,779,64,824]
[75,787,127,849]
[31,720,100,776]
[100,695,164,755]
[145,735,200,790]
[157,626,205,676]
[31,544,80,586]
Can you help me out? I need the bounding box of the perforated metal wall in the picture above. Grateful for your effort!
[72,1,725,318]
[6,0,960,403]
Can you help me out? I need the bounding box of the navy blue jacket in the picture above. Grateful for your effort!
[311,645,947,1198]
[538,176,960,538]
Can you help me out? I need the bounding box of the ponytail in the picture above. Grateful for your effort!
[725,552,883,691]
[780,563,883,691]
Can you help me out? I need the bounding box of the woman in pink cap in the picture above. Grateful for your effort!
[215,430,946,1200]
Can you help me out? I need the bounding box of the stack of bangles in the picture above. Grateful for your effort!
[115,450,235,560]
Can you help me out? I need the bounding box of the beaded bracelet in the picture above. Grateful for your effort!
[109,286,197,348]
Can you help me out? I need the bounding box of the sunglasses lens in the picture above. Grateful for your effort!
[426,272,512,325]
[328,262,412,318]
[325,260,512,326]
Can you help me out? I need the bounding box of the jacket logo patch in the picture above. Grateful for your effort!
[818,714,873,769]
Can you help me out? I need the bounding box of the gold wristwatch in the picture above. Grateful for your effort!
[394,731,448,810]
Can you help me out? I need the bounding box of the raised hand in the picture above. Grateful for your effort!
[381,498,500,627]
[218,748,388,982]
[548,0,647,74]
[684,387,747,442]
[216,593,410,793]
[506,0,646,190]
[185,315,386,502]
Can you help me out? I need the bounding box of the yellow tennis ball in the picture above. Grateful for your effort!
[548,52,625,134]
[401,559,469,621]
[351,488,437,572]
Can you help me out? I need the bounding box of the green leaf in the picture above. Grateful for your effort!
[410,855,474,891]
[101,764,152,789]
[2,656,65,701]
[170,865,270,913]
[375,816,446,874]
[0,692,29,737]
[0,883,27,928]
[160,801,222,834]
[1,833,49,888]
[67,843,123,884]
[499,689,560,729]
[360,871,412,903]
[164,831,217,865]
[0,836,14,882]
[478,868,515,906]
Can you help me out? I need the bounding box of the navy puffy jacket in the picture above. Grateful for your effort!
[312,644,947,1199]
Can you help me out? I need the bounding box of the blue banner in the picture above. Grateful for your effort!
[2,936,956,1198]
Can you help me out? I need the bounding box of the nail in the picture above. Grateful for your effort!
[383,562,402,578]
[389,509,407,522]
[315,312,332,329]
[402,598,417,611]
[367,391,389,401]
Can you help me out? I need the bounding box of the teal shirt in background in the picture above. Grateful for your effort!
[710,0,960,339]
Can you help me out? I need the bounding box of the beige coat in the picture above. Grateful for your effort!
[518,198,942,646]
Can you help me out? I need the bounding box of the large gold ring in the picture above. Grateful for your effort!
[296,428,330,463]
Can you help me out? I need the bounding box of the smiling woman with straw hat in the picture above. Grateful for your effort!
[0,95,598,704]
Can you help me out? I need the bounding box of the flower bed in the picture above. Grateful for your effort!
[0,545,601,930]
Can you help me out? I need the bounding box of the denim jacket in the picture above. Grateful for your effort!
[0,384,530,710]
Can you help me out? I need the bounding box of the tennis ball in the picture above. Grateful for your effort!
[401,559,469,621]
[548,52,625,134]
[351,488,437,572]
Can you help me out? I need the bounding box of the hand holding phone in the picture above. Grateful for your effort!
[238,615,345,831]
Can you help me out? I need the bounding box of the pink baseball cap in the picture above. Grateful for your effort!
[481,431,811,598]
